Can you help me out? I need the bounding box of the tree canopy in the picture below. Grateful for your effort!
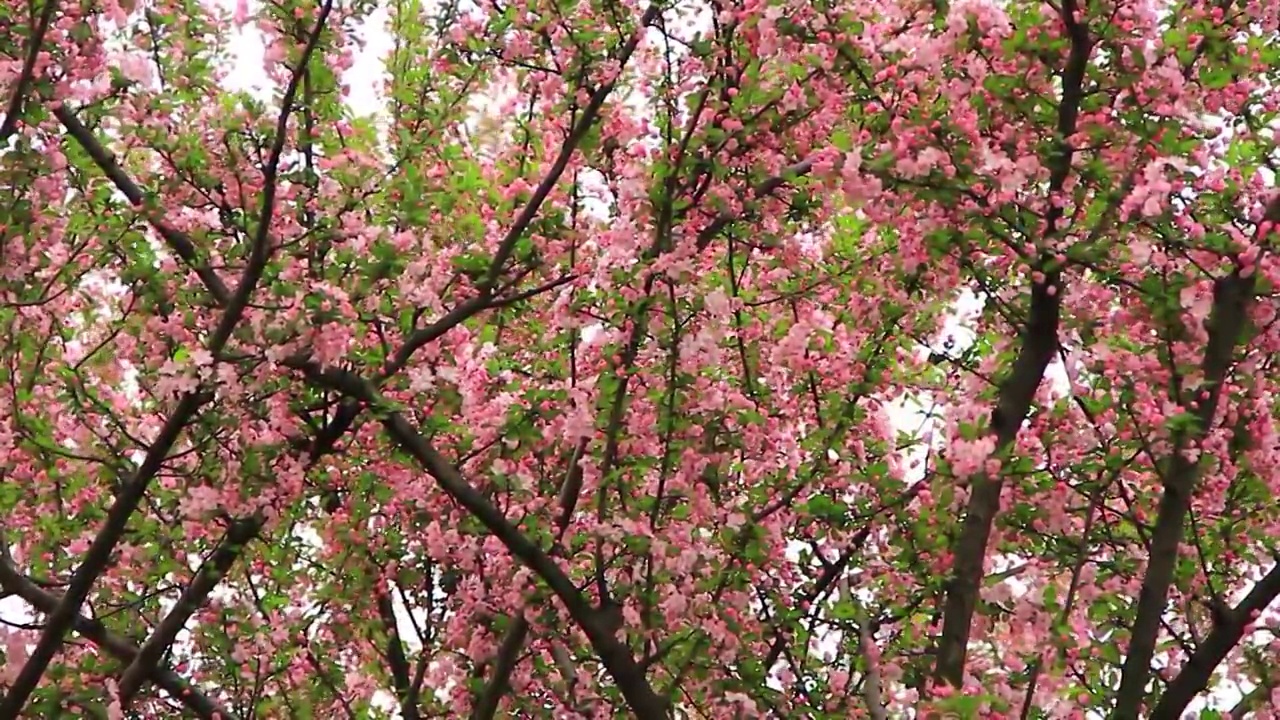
[1,0,1280,717]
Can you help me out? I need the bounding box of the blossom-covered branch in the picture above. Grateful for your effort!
[4,0,1280,714]
[0,0,335,711]
[0,545,235,720]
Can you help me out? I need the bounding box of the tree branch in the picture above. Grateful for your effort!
[1148,560,1280,719]
[0,0,58,144]
[375,587,420,720]
[0,6,334,711]
[116,517,261,705]
[694,158,815,251]
[931,0,1089,687]
[116,367,358,705]
[53,107,233,306]
[289,361,671,719]
[476,2,661,293]
[470,616,531,720]
[0,550,236,720]
[1230,679,1274,720]
[383,0,662,379]
[1112,241,1268,718]
[0,389,213,714]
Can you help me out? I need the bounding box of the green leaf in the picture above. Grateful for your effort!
[804,495,845,520]
[829,600,858,621]
[1200,67,1234,90]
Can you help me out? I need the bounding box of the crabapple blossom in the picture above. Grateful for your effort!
[2,0,1280,717]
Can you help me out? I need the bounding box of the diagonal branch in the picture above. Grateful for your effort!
[280,7,664,512]
[115,374,358,705]
[376,586,420,720]
[299,24,666,708]
[0,0,58,144]
[0,6,334,712]
[0,549,237,720]
[116,517,260,705]
[385,5,660,377]
[108,372,343,708]
[1150,559,1280,719]
[53,108,233,306]
[384,274,577,379]
[289,361,672,719]
[0,387,214,714]
[1230,678,1274,719]
[470,616,531,720]
[476,2,660,293]
[1111,204,1274,719]
[694,157,816,250]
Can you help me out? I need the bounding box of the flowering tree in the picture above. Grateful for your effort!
[2,0,1280,716]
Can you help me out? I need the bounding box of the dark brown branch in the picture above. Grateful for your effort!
[115,330,360,702]
[289,361,671,719]
[116,517,261,705]
[694,158,815,251]
[1230,679,1274,720]
[0,390,213,715]
[117,364,357,703]
[929,208,1053,671]
[385,3,661,377]
[0,0,58,144]
[53,108,233,306]
[1149,560,1280,719]
[931,0,1090,687]
[385,275,578,379]
[376,587,420,720]
[553,440,589,536]
[0,550,236,720]
[1152,556,1280,717]
[477,3,661,292]
[449,17,669,700]
[1112,259,1262,718]
[20,3,648,715]
[0,6,334,711]
[470,616,531,720]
